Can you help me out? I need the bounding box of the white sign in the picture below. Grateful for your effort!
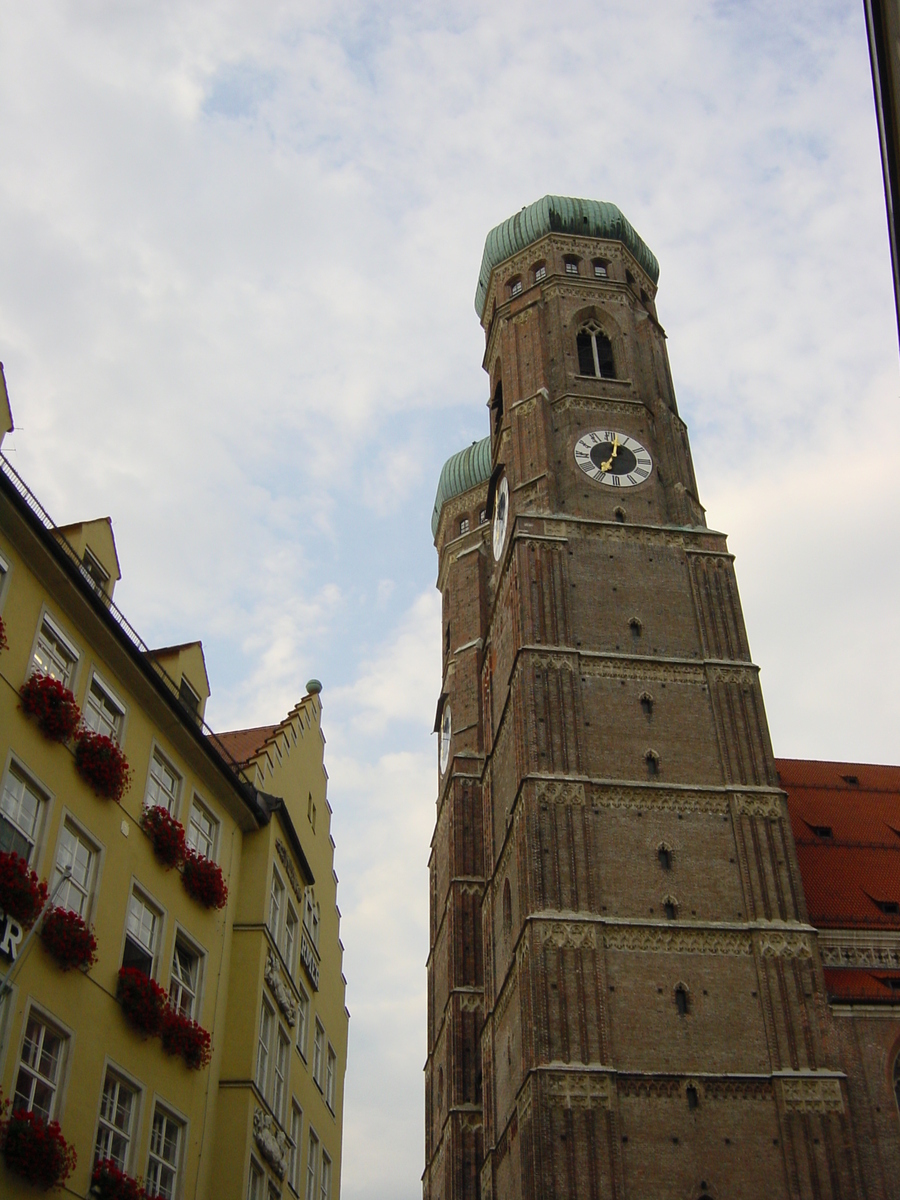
[0,911,24,962]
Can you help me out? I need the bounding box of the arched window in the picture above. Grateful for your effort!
[658,844,672,871]
[503,878,512,936]
[564,256,580,276]
[576,322,615,378]
[533,262,546,283]
[508,277,522,298]
[675,984,689,1016]
[664,896,677,920]
[593,259,609,278]
[492,379,504,435]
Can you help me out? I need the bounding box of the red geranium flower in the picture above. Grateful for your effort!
[75,729,131,802]
[0,850,48,928]
[40,906,97,971]
[160,1006,212,1070]
[181,850,228,910]
[117,967,167,1038]
[1,1107,77,1190]
[19,673,80,742]
[139,806,186,869]
[0,616,8,653]
[91,1158,158,1200]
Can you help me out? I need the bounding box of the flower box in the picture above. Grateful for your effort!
[40,906,97,971]
[139,806,186,869]
[75,729,131,802]
[117,967,167,1038]
[181,850,228,910]
[160,1006,212,1070]
[2,1107,77,1190]
[0,850,48,928]
[19,673,80,742]
[90,1158,151,1200]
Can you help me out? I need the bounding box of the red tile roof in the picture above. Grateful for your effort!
[215,726,277,766]
[777,758,900,931]
[824,968,900,1004]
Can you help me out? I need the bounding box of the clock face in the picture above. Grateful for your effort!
[574,430,652,488]
[492,475,510,561]
[439,705,452,774]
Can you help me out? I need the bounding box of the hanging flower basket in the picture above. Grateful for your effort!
[139,806,186,869]
[40,906,97,971]
[181,850,228,910]
[75,729,131,801]
[117,967,167,1038]
[0,850,48,928]
[1,1107,77,1190]
[160,1007,212,1070]
[19,673,80,742]
[90,1158,152,1200]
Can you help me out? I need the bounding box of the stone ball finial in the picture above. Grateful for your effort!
[306,679,322,695]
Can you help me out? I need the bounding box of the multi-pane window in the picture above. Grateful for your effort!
[0,763,44,861]
[122,890,159,976]
[145,750,180,815]
[305,1130,319,1200]
[83,674,124,741]
[257,1001,274,1094]
[313,1020,325,1090]
[297,986,310,1060]
[534,264,546,282]
[564,258,579,275]
[146,1107,182,1200]
[509,278,522,297]
[303,891,319,949]
[270,870,285,942]
[94,1072,137,1170]
[248,1159,265,1200]
[289,1102,303,1193]
[273,1028,290,1122]
[169,941,199,1018]
[82,549,109,594]
[31,616,78,686]
[576,322,615,379]
[284,903,299,975]
[14,1013,65,1119]
[320,1153,332,1200]
[179,676,201,718]
[459,517,469,535]
[187,799,216,859]
[53,821,96,917]
[593,259,608,278]
[325,1045,336,1111]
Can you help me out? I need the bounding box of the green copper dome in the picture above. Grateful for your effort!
[432,436,492,537]
[475,195,659,318]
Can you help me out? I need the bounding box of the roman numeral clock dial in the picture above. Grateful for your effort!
[574,430,653,487]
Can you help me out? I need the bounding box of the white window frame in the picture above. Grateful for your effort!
[270,868,285,943]
[122,886,163,978]
[248,1157,265,1200]
[83,669,126,742]
[273,1025,290,1123]
[325,1044,336,1111]
[145,1103,184,1200]
[169,931,204,1020]
[94,1066,141,1173]
[144,746,182,816]
[257,999,275,1096]
[305,1129,319,1200]
[284,902,299,976]
[29,611,80,688]
[313,1020,325,1091]
[52,814,100,919]
[296,984,310,1061]
[320,1152,332,1200]
[187,795,217,860]
[0,756,49,864]
[13,1006,70,1121]
[0,550,11,612]
[289,1101,303,1194]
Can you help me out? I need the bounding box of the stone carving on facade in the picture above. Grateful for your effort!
[595,784,729,815]
[529,651,579,675]
[779,1077,844,1113]
[534,779,586,807]
[819,939,900,969]
[604,926,752,956]
[553,395,644,417]
[544,1070,612,1109]
[458,1110,483,1131]
[706,664,759,687]
[274,838,304,904]
[617,1076,682,1099]
[756,930,814,960]
[265,951,297,1027]
[539,921,597,950]
[703,1078,774,1102]
[580,656,705,685]
[253,1108,289,1179]
[733,792,784,818]
[458,990,484,1012]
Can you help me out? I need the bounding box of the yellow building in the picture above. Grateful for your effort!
[0,367,348,1198]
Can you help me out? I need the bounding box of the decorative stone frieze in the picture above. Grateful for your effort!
[617,1076,681,1099]
[707,664,759,687]
[756,930,814,960]
[253,1108,289,1178]
[539,921,598,950]
[701,1078,773,1101]
[543,1070,612,1109]
[458,990,484,1012]
[595,784,729,815]
[458,1110,483,1131]
[779,1077,844,1114]
[265,951,297,1027]
[580,657,705,684]
[552,395,644,416]
[733,792,784,818]
[535,779,586,806]
[275,839,304,904]
[604,926,752,956]
[819,939,900,969]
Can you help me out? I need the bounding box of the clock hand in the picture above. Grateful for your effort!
[611,435,619,458]
[600,455,613,471]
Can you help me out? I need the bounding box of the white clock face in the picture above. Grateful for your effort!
[439,705,452,774]
[492,475,509,561]
[574,430,652,488]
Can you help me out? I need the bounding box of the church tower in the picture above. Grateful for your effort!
[425,196,864,1200]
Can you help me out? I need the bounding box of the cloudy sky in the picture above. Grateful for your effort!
[1,2,897,1196]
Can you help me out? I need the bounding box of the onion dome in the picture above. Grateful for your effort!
[431,437,492,538]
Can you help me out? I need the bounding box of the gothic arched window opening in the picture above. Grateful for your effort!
[576,323,615,378]
[675,985,689,1016]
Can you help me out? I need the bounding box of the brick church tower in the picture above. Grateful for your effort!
[425,196,866,1199]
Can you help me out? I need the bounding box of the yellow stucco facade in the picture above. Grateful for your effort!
[0,407,347,1199]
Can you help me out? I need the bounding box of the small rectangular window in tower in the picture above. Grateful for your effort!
[577,332,596,376]
[509,279,522,297]
[593,260,608,278]
[565,259,579,275]
[479,509,488,525]
[459,517,470,534]
[534,264,546,282]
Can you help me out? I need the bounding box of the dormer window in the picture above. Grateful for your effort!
[509,278,523,298]
[593,260,609,278]
[564,258,580,276]
[576,322,616,378]
[82,549,109,596]
[179,676,201,720]
[534,264,546,282]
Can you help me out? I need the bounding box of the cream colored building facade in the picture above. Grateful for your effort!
[0,368,347,1198]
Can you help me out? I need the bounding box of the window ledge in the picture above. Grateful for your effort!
[573,374,633,386]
